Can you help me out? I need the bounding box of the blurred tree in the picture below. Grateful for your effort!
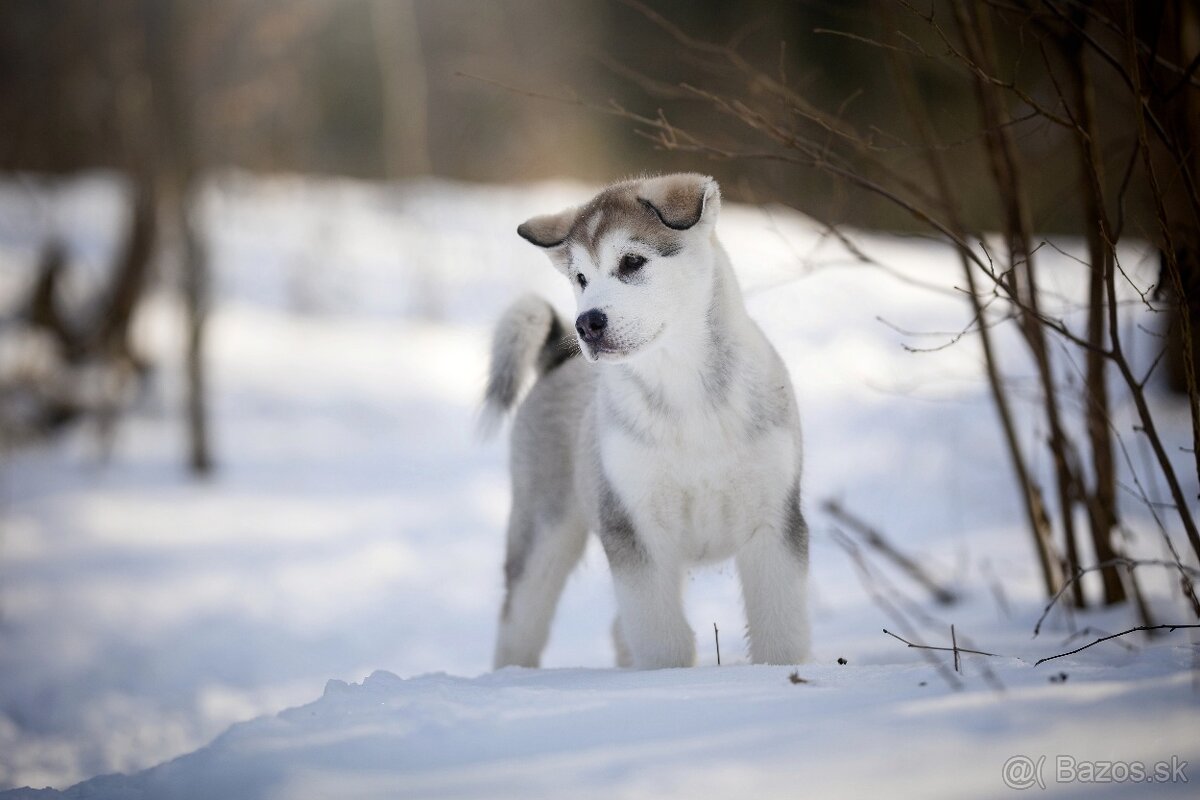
[371,0,431,178]
[144,0,211,473]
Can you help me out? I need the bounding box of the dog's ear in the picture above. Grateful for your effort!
[637,173,720,231]
[517,207,577,249]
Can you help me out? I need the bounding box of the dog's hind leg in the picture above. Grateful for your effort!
[493,512,587,669]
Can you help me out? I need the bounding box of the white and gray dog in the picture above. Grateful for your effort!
[483,173,808,669]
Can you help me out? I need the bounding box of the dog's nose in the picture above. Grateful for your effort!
[575,309,608,343]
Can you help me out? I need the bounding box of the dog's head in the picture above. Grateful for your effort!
[517,173,722,363]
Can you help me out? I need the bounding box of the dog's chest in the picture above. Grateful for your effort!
[601,417,796,563]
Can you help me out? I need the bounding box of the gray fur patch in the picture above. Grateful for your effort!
[483,297,556,428]
[602,390,655,446]
[744,352,793,437]
[483,299,581,437]
[636,174,710,230]
[598,471,645,570]
[566,182,686,267]
[619,366,672,416]
[783,482,808,563]
[701,269,736,405]
[501,515,533,619]
[744,381,790,436]
[629,236,682,260]
[537,314,581,375]
[517,209,574,248]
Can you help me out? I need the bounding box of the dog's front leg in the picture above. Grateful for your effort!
[609,556,695,669]
[596,474,695,668]
[736,491,810,665]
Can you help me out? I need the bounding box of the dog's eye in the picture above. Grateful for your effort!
[620,254,647,273]
[576,273,587,290]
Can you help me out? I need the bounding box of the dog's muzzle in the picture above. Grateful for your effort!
[575,309,608,346]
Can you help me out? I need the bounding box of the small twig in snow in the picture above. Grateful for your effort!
[883,628,1002,659]
[830,529,962,690]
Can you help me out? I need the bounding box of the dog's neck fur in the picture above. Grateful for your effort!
[601,240,752,419]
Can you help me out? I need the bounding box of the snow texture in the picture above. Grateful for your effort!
[0,173,1197,798]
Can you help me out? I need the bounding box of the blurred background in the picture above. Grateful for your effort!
[2,0,1181,228]
[1,0,1198,793]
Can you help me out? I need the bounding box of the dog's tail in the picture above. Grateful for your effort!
[479,294,577,439]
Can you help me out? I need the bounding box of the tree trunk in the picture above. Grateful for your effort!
[370,0,431,178]
[145,0,212,475]
[1065,19,1127,605]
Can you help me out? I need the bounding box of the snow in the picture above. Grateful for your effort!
[7,660,1200,800]
[0,173,1197,798]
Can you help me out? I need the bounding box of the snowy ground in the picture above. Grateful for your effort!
[0,173,1197,798]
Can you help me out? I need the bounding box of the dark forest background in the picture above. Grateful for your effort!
[2,0,1190,238]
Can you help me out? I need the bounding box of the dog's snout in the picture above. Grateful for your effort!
[575,309,608,343]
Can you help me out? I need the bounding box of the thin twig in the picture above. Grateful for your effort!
[882,628,1002,658]
[1033,558,1200,637]
[1034,624,1200,666]
[1061,625,1137,651]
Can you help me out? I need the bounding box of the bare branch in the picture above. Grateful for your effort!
[883,628,1002,658]
[823,499,959,605]
[1034,624,1200,666]
[1033,558,1200,638]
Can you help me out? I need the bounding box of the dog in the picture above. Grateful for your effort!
[483,173,808,669]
